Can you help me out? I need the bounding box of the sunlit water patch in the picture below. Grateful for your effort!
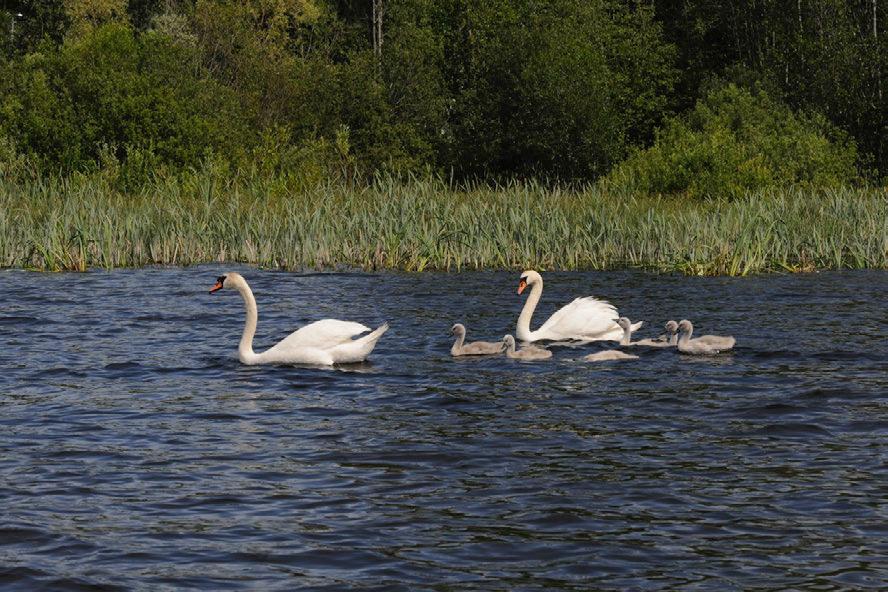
[0,267,886,590]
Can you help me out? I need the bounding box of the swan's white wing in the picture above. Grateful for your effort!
[273,319,371,350]
[328,322,389,363]
[533,297,621,341]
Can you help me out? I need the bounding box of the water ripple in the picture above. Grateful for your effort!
[0,267,885,590]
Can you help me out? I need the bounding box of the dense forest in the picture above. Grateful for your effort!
[0,0,886,195]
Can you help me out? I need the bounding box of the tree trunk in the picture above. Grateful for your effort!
[372,0,384,57]
[875,0,882,101]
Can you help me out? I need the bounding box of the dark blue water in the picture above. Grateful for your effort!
[0,267,886,591]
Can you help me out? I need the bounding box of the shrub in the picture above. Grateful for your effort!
[605,84,859,198]
[0,23,249,176]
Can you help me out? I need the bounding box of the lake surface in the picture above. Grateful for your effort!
[0,267,886,591]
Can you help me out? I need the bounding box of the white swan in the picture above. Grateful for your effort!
[516,270,641,342]
[451,324,504,356]
[209,272,388,365]
[503,335,552,360]
[676,319,735,355]
[618,318,677,347]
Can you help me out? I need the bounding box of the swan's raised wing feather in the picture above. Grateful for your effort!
[274,319,372,350]
[534,297,621,341]
[327,322,389,363]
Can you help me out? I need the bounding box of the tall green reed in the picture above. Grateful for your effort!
[1,170,886,274]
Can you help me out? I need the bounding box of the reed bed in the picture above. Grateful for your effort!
[1,172,886,274]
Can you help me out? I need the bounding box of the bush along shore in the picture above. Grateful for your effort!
[1,172,886,275]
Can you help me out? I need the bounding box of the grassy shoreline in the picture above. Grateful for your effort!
[1,174,886,275]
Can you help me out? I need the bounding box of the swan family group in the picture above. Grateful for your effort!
[210,270,735,366]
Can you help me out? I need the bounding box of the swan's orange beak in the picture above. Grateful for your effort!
[209,281,223,294]
[517,279,527,295]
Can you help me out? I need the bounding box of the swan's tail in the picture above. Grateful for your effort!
[592,319,641,343]
[329,322,389,364]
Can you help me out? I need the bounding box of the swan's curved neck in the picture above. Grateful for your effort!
[678,326,692,345]
[620,324,631,346]
[517,279,543,341]
[235,283,260,364]
[669,332,678,345]
[451,332,465,354]
[505,339,516,354]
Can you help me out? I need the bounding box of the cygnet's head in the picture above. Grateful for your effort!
[616,317,632,330]
[665,320,679,333]
[677,319,693,333]
[451,323,466,336]
[209,272,246,293]
[502,334,516,349]
[517,270,542,295]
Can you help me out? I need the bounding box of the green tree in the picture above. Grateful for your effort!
[0,22,248,175]
[8,0,69,53]
[440,0,676,180]
[377,0,448,170]
[64,0,130,36]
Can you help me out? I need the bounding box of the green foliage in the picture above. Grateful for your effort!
[605,84,859,199]
[243,123,359,188]
[378,0,449,170]
[3,0,885,187]
[334,51,410,172]
[517,3,626,177]
[7,1,69,54]
[652,0,888,180]
[442,0,676,179]
[186,0,407,175]
[0,51,85,170]
[0,23,248,181]
[63,0,130,36]
[0,132,34,181]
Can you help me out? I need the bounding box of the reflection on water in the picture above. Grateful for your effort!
[0,267,886,590]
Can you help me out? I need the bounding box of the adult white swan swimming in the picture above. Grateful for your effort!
[209,272,388,365]
[515,270,641,342]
